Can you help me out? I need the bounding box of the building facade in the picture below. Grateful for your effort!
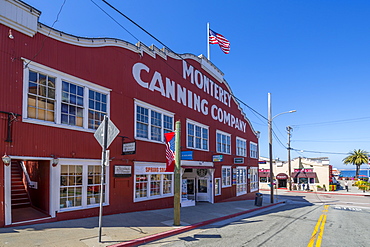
[0,0,259,227]
[259,157,331,191]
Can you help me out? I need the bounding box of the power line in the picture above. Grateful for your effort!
[292,116,370,128]
[93,0,268,124]
[272,129,287,149]
[293,139,370,143]
[90,0,140,42]
[290,148,348,155]
[100,0,182,60]
[25,0,67,68]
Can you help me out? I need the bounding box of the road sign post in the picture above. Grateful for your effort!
[94,115,119,243]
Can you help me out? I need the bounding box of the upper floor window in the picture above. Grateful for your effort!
[216,130,231,154]
[236,137,247,157]
[250,142,258,159]
[24,60,110,131]
[187,120,209,151]
[135,100,174,142]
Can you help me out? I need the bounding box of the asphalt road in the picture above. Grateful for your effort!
[144,192,370,247]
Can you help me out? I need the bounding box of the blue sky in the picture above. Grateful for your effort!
[23,0,370,169]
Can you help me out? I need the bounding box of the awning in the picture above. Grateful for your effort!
[181,166,215,169]
[276,173,288,180]
[259,172,270,177]
[292,172,317,178]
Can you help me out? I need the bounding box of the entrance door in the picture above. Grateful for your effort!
[196,178,209,201]
[186,179,195,200]
[278,179,287,188]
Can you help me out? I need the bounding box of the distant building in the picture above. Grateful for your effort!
[259,157,332,191]
[0,0,259,227]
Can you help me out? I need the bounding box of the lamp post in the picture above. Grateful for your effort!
[268,93,296,203]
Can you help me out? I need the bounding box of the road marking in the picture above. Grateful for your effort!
[307,205,329,247]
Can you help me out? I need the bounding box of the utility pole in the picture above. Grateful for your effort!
[287,126,292,191]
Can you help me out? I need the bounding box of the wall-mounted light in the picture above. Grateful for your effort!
[51,155,59,167]
[2,154,11,166]
[8,29,14,39]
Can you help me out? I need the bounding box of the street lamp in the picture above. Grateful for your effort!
[268,93,296,203]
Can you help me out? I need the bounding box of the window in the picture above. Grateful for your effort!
[134,163,173,202]
[88,90,107,129]
[293,177,315,184]
[216,131,231,154]
[215,178,221,196]
[135,100,174,142]
[236,167,247,196]
[250,142,258,159]
[135,175,148,199]
[59,160,107,210]
[24,61,110,131]
[222,166,231,187]
[27,71,55,122]
[249,167,258,192]
[260,177,270,183]
[187,120,209,150]
[236,137,247,157]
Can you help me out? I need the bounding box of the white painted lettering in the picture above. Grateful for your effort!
[149,71,165,96]
[183,60,194,84]
[201,99,208,115]
[177,84,187,106]
[133,62,149,88]
[165,78,175,100]
[211,104,218,120]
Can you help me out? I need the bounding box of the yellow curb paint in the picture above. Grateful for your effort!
[307,205,329,247]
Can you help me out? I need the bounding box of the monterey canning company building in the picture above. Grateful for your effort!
[0,0,259,227]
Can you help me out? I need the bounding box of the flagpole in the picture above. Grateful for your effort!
[173,120,181,226]
[207,22,210,60]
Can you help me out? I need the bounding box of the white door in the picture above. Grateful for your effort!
[196,178,210,202]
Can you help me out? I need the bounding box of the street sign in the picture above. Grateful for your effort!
[122,141,136,155]
[234,158,244,164]
[94,117,119,148]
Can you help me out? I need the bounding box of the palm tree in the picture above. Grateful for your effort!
[342,149,369,178]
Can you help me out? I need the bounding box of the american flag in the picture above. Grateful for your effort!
[209,29,230,54]
[164,132,175,172]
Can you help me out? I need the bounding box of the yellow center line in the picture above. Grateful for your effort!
[307,205,329,247]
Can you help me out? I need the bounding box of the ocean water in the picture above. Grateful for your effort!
[340,170,370,178]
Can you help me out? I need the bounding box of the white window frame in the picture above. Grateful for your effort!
[236,167,247,196]
[236,137,247,157]
[249,167,259,192]
[216,130,231,154]
[222,166,232,188]
[22,59,111,132]
[134,99,174,143]
[215,178,221,196]
[57,159,109,212]
[186,119,209,151]
[250,142,258,159]
[134,162,174,202]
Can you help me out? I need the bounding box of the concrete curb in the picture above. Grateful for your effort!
[110,201,284,247]
[285,190,370,197]
[260,188,370,197]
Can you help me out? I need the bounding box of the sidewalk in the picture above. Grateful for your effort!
[0,194,283,247]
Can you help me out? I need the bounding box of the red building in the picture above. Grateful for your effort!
[0,0,259,227]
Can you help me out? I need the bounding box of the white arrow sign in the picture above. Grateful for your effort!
[94,117,119,149]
